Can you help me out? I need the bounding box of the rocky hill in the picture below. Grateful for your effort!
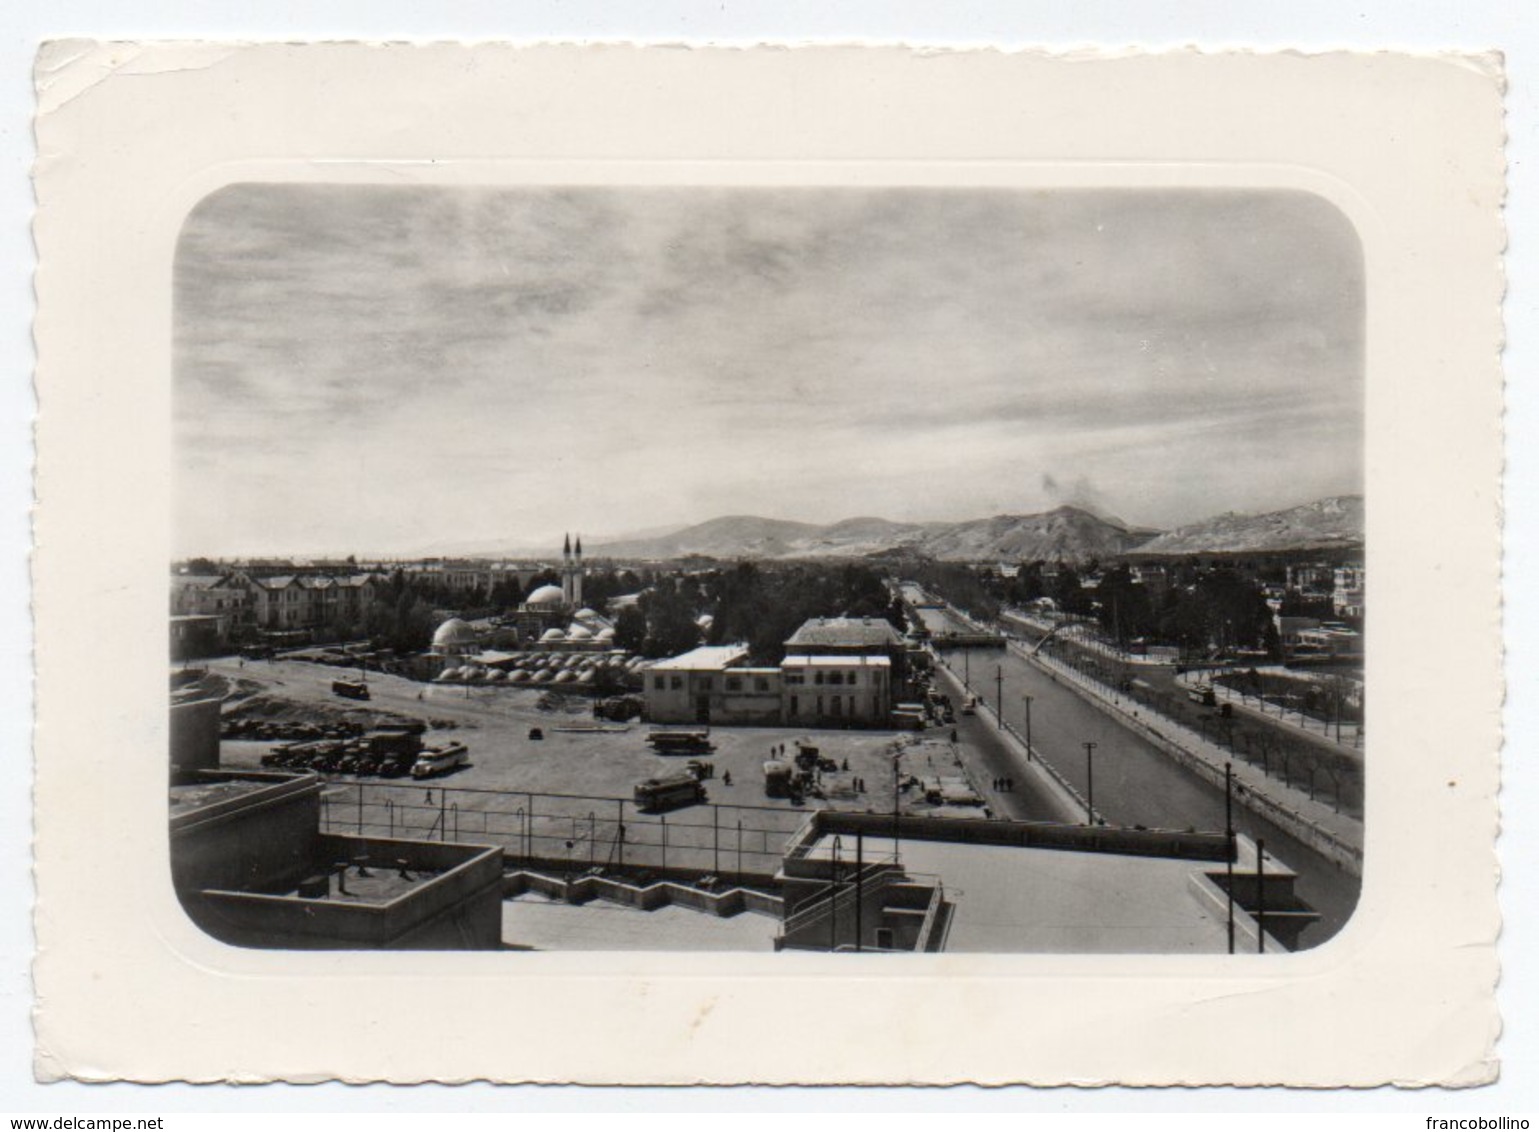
[592,515,827,560]
[1129,495,1364,557]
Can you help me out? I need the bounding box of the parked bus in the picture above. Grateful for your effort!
[633,772,707,813]
[410,742,468,779]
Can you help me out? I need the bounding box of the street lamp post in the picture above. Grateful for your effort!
[995,666,1004,730]
[1022,694,1034,761]
[1083,741,1098,823]
[1256,838,1267,954]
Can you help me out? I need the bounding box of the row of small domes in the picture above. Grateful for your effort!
[432,607,609,649]
[540,625,615,642]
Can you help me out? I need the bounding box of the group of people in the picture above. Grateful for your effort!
[992,776,1017,793]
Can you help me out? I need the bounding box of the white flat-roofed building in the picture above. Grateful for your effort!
[643,645,751,724]
[783,615,908,698]
[781,654,892,727]
[644,638,898,728]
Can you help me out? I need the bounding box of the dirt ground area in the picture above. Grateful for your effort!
[204,656,989,818]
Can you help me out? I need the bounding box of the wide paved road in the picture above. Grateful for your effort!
[938,672,1069,823]
[905,588,1360,946]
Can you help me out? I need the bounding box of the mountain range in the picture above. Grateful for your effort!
[406,495,1362,565]
[587,496,1362,563]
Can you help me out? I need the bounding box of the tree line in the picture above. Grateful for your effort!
[921,559,1282,658]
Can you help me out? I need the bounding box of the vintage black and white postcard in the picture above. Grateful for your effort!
[31,43,1504,1084]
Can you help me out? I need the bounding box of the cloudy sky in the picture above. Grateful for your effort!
[174,185,1363,558]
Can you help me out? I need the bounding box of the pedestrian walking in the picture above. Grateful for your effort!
[424,789,433,804]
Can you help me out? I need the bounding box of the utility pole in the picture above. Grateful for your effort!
[830,836,841,953]
[1023,695,1034,761]
[995,666,1004,730]
[964,649,971,691]
[1256,838,1267,954]
[1225,762,1235,955]
[1083,741,1098,823]
[855,832,864,953]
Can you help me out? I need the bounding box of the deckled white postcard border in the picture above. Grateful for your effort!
[30,43,1504,1085]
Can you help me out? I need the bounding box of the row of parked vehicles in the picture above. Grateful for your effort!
[223,717,366,743]
[260,726,469,780]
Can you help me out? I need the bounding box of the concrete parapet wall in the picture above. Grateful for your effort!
[171,771,324,895]
[170,697,222,773]
[504,867,784,920]
[809,809,1232,863]
[192,839,504,949]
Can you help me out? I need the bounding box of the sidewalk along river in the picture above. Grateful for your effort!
[922,631,1361,948]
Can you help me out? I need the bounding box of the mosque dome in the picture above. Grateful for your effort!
[567,624,594,641]
[595,627,616,641]
[527,584,566,607]
[432,618,479,650]
[540,628,566,643]
[575,607,599,621]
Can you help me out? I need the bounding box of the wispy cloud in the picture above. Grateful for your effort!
[174,185,1363,556]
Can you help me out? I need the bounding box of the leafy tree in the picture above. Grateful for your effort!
[614,606,647,652]
[639,579,703,658]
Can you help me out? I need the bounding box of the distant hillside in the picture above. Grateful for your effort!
[590,506,1153,564]
[1130,495,1364,557]
[916,507,1154,563]
[592,515,826,560]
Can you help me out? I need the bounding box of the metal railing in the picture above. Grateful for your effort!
[779,857,901,940]
[319,780,811,879]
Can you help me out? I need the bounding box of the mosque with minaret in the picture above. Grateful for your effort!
[508,533,615,649]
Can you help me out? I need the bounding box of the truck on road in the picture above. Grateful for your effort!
[645,729,715,754]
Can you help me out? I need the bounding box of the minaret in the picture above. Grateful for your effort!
[561,533,572,607]
[573,535,584,608]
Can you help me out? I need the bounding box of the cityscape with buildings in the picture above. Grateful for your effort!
[169,183,1363,954]
[171,496,1362,954]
